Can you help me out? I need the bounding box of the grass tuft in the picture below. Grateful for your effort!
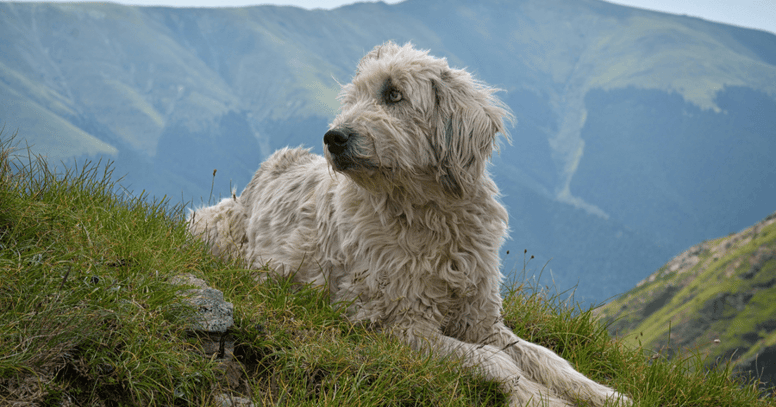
[1,129,773,406]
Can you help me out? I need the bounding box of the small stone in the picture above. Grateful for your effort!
[171,274,234,333]
[214,393,255,407]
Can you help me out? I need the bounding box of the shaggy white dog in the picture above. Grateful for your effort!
[188,42,629,407]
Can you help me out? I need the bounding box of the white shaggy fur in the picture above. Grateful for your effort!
[188,42,630,407]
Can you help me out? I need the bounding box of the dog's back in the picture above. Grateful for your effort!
[187,196,248,259]
[190,147,344,286]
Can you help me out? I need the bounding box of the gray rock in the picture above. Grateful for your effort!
[213,394,255,407]
[171,274,234,333]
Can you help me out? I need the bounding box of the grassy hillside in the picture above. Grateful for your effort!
[596,211,776,389]
[1,131,773,406]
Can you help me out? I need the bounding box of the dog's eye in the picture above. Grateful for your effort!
[387,89,402,103]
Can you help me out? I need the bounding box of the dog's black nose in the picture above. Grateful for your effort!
[324,129,350,155]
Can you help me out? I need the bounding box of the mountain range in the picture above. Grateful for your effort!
[1,0,775,304]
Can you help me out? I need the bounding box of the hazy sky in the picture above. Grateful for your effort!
[3,0,775,35]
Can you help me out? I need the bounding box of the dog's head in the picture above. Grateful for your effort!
[324,41,513,198]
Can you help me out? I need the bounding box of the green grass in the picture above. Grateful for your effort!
[1,129,773,406]
[596,213,776,387]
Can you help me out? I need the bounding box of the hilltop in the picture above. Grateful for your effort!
[1,133,774,406]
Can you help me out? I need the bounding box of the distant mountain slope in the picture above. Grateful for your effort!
[1,0,775,303]
[595,212,776,386]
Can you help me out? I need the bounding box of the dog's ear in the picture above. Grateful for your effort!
[431,68,513,197]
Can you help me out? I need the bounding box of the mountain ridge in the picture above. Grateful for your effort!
[595,211,776,387]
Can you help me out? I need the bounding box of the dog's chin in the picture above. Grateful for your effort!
[327,156,355,172]
[327,154,380,174]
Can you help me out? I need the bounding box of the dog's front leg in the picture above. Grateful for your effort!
[389,315,572,407]
[472,321,630,407]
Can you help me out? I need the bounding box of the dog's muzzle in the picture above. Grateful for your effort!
[324,129,351,155]
[324,128,358,170]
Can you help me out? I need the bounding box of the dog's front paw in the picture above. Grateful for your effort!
[570,383,631,407]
